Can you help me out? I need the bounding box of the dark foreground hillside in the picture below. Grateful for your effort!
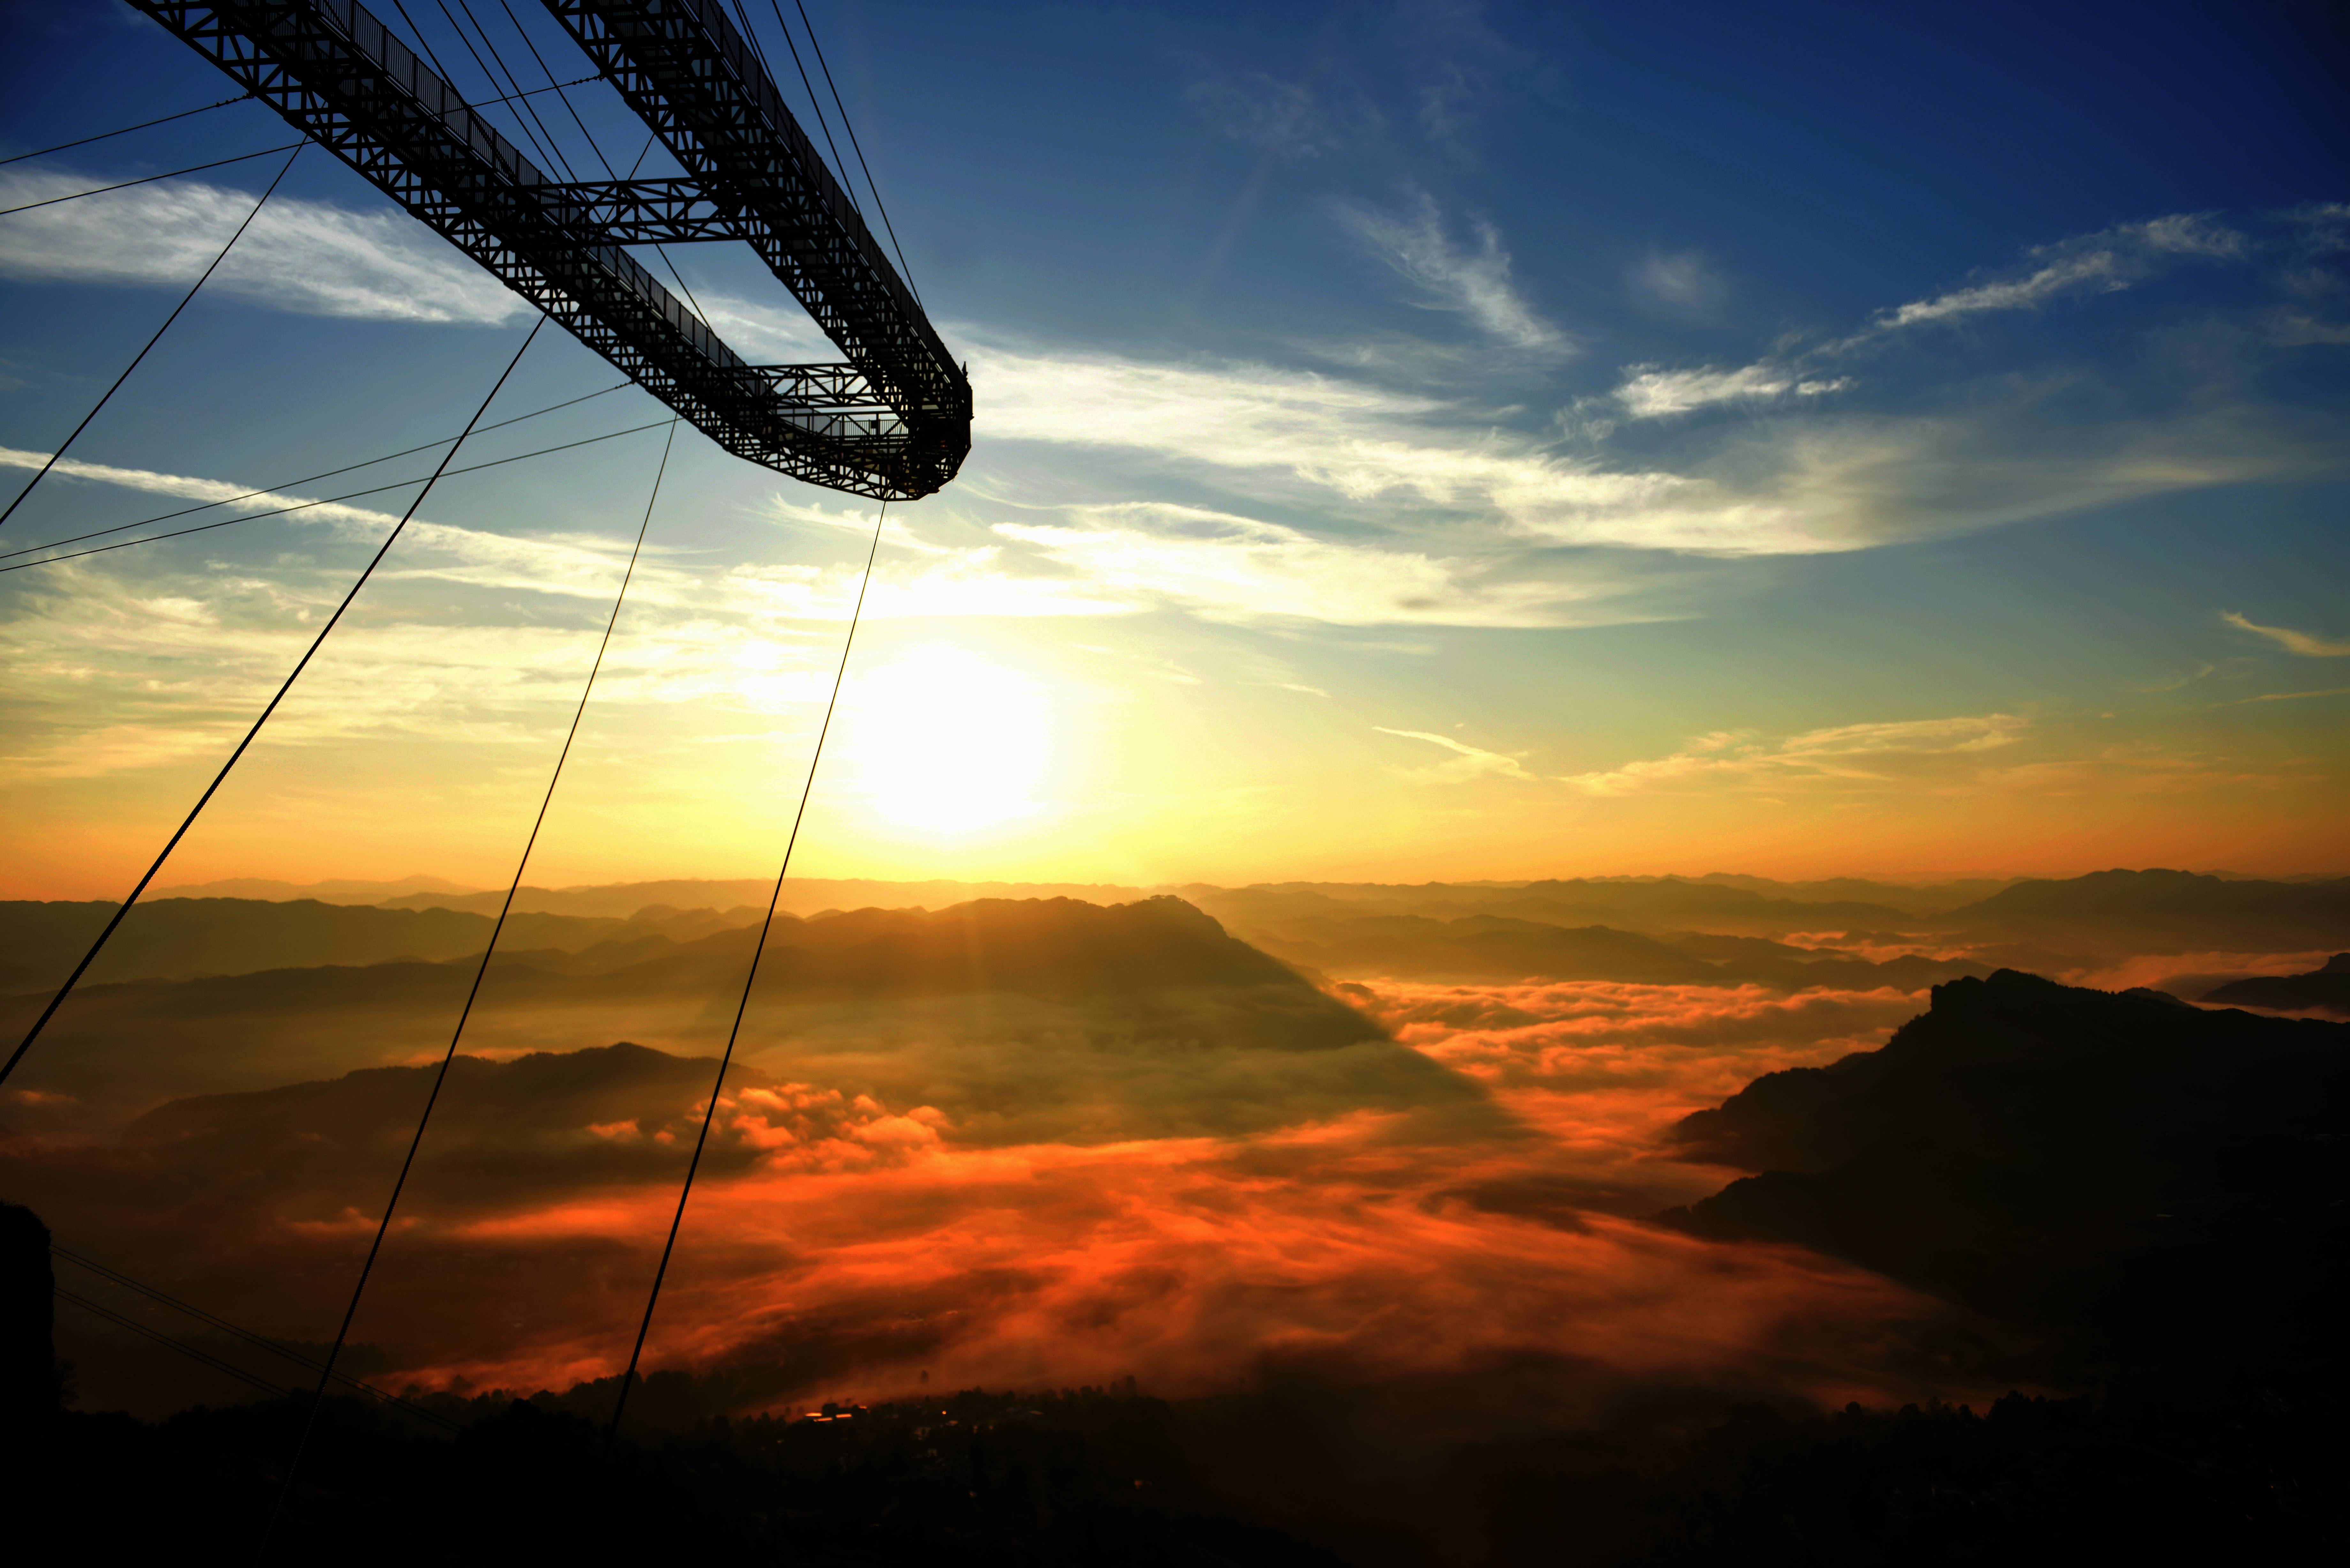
[12,1346,2334,1562]
[3,1181,2332,1567]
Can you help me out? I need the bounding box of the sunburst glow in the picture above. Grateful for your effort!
[842,646,1050,834]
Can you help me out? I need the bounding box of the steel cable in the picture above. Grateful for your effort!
[498,0,611,171]
[0,141,305,219]
[390,0,467,102]
[0,415,670,573]
[0,316,544,1089]
[608,495,889,1439]
[51,1245,459,1430]
[755,0,861,221]
[780,0,922,307]
[56,1286,291,1399]
[0,92,254,168]
[459,1,584,180]
[493,3,717,337]
[278,413,681,1507]
[0,142,301,535]
[0,380,630,563]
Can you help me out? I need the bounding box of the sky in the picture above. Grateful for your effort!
[0,0,2345,896]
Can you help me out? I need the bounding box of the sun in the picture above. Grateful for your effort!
[841,646,1050,834]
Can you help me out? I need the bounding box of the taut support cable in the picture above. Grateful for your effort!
[54,1287,291,1399]
[279,415,681,1501]
[1,414,670,573]
[0,316,544,1089]
[0,143,301,532]
[0,142,305,217]
[0,379,631,563]
[780,0,921,308]
[0,92,255,168]
[609,495,888,1438]
[51,1244,457,1429]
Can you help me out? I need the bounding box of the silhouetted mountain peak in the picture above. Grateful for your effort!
[1679,969,2349,1171]
[1922,966,2198,1020]
[1659,967,2350,1383]
[2199,954,2350,1016]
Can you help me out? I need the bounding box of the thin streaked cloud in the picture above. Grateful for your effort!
[0,171,525,324]
[1856,214,2248,338]
[1562,714,2029,795]
[1332,194,1575,356]
[995,503,1610,629]
[2223,611,2350,657]
[1373,726,1537,782]
[1613,363,1852,419]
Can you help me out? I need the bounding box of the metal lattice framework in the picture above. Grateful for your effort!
[129,0,969,499]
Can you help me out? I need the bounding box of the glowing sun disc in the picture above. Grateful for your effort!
[845,646,1049,833]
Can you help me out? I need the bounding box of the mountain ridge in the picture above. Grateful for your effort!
[1658,969,2350,1382]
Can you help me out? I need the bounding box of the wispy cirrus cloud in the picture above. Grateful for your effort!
[1332,194,1574,356]
[0,437,694,606]
[1557,712,2294,801]
[976,335,2317,556]
[0,447,1131,780]
[2223,610,2350,657]
[0,432,1619,660]
[721,551,1137,622]
[0,171,526,324]
[1373,726,1538,781]
[994,503,1602,628]
[1562,714,2030,796]
[1614,363,1853,419]
[1858,213,2247,337]
[9,182,2335,663]
[0,442,437,536]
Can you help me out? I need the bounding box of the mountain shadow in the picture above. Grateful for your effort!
[1658,970,2350,1387]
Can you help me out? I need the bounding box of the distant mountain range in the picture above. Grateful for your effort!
[1,894,1341,1002]
[0,895,1975,1004]
[119,865,2349,945]
[1935,868,2350,952]
[0,897,763,995]
[1231,912,1981,989]
[0,897,1428,1142]
[153,876,1156,919]
[2201,953,2350,1015]
[1661,970,2350,1383]
[20,866,2350,1010]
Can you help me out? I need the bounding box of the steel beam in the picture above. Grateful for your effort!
[127,0,968,499]
[541,178,739,243]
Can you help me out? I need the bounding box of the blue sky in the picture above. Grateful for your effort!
[0,0,2344,892]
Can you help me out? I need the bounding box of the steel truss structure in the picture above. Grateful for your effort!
[130,0,969,499]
